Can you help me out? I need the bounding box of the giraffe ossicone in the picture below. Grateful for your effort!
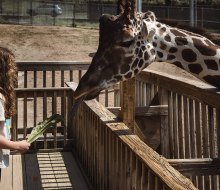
[71,2,220,116]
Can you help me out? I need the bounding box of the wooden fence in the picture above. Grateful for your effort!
[13,61,220,189]
[73,97,197,190]
[13,61,119,150]
[135,68,220,190]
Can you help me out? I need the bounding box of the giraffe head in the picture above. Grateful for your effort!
[73,3,157,102]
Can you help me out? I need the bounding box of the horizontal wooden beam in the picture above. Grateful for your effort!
[15,87,73,98]
[16,61,90,71]
[107,105,168,117]
[168,158,220,176]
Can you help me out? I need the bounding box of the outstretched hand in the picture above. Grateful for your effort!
[14,140,30,153]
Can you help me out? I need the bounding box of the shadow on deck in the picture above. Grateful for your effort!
[0,151,90,190]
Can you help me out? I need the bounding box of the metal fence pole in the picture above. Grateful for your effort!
[190,0,194,26]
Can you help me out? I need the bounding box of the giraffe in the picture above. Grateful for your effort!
[71,0,220,114]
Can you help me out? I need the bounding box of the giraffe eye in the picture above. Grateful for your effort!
[119,39,135,48]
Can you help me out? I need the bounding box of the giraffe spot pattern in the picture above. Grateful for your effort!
[160,27,166,34]
[156,23,161,28]
[120,64,130,74]
[150,49,156,55]
[169,47,178,53]
[153,42,157,47]
[204,39,214,46]
[167,55,176,60]
[157,51,163,58]
[138,50,143,58]
[144,52,150,60]
[136,41,141,47]
[141,46,146,51]
[175,37,188,46]
[125,72,132,79]
[188,64,203,74]
[192,38,217,56]
[131,58,139,69]
[134,69,139,74]
[170,29,186,37]
[172,61,184,69]
[203,75,220,88]
[182,49,197,62]
[204,60,218,70]
[160,41,167,50]
[138,59,144,68]
[164,34,171,42]
[114,75,122,80]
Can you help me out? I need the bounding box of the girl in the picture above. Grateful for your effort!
[0,47,30,170]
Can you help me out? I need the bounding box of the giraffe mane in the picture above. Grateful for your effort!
[159,19,220,46]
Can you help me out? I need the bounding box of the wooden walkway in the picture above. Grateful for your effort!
[0,151,90,190]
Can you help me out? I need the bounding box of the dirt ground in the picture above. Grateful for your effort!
[0,24,99,61]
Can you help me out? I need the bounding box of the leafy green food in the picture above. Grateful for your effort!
[27,114,63,144]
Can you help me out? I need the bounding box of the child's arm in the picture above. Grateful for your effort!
[0,121,30,152]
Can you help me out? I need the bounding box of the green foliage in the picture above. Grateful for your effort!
[27,114,63,144]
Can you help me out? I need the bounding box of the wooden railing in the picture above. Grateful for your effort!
[17,61,120,107]
[73,98,197,190]
[136,68,220,190]
[13,61,120,150]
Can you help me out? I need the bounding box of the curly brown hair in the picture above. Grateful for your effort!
[0,47,17,118]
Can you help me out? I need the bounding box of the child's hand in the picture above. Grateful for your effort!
[14,140,30,153]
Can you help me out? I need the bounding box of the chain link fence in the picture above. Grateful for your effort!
[0,1,220,30]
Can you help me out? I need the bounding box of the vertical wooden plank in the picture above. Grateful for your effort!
[24,70,27,88]
[120,78,136,131]
[43,71,46,87]
[52,70,55,87]
[148,171,155,190]
[12,155,26,190]
[61,70,64,87]
[105,89,108,107]
[43,91,47,149]
[33,71,37,88]
[78,70,82,81]
[136,160,142,190]
[141,164,147,190]
[63,90,67,146]
[178,95,185,159]
[183,96,190,158]
[69,70,73,82]
[131,153,136,190]
[159,88,169,158]
[12,98,18,141]
[168,91,174,158]
[173,92,179,158]
[23,92,27,139]
[125,147,131,190]
[0,155,12,190]
[52,91,57,148]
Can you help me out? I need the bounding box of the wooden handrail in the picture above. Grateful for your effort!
[16,61,90,71]
[137,68,220,109]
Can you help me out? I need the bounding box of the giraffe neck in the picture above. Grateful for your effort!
[150,22,220,88]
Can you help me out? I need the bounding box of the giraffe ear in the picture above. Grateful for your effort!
[141,21,156,41]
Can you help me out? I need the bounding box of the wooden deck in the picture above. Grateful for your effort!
[0,151,90,190]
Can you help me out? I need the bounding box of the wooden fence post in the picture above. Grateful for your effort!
[120,78,136,132]
[158,87,170,158]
